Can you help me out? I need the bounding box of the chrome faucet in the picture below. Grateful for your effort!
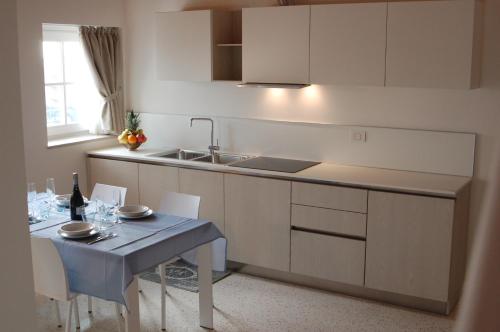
[189,117,220,158]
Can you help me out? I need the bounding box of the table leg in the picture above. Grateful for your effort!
[125,276,140,332]
[197,242,213,329]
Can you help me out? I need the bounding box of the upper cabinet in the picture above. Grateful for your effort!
[386,0,481,89]
[156,10,242,82]
[242,6,310,84]
[156,10,212,81]
[310,3,387,86]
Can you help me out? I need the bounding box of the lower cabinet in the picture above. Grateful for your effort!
[88,158,139,205]
[291,230,366,286]
[365,191,455,302]
[138,163,179,211]
[224,174,291,272]
[179,169,225,233]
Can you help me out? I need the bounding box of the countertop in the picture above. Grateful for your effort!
[87,146,472,198]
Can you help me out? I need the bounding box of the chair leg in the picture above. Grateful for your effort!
[114,303,122,332]
[74,297,80,329]
[160,263,167,331]
[87,295,92,313]
[65,300,74,332]
[54,300,62,328]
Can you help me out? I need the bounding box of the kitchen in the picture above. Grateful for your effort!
[1,0,500,331]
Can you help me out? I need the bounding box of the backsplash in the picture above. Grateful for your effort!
[140,113,475,177]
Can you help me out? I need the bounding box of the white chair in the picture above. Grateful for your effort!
[31,237,81,332]
[88,183,127,318]
[157,192,200,331]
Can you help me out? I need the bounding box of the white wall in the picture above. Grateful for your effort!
[125,0,500,249]
[16,0,126,195]
[0,0,36,329]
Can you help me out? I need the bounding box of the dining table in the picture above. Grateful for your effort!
[29,197,226,332]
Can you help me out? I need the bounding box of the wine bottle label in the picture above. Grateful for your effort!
[76,206,84,216]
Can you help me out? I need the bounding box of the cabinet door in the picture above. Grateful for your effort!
[179,169,225,233]
[365,191,454,301]
[225,174,291,271]
[386,0,479,89]
[310,3,386,86]
[242,6,310,84]
[156,10,212,81]
[139,164,179,211]
[88,158,139,205]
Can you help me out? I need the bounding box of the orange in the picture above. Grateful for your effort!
[127,134,138,144]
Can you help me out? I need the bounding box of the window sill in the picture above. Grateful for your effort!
[47,134,115,149]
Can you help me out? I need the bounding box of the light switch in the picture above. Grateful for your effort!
[351,130,367,143]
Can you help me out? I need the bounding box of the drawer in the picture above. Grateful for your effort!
[292,182,367,213]
[291,230,365,286]
[292,204,366,238]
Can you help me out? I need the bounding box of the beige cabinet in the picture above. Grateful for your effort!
[179,169,225,233]
[291,230,365,286]
[310,3,386,86]
[386,0,481,89]
[138,164,179,211]
[365,191,455,301]
[155,10,213,81]
[224,174,291,271]
[87,158,139,205]
[242,6,310,84]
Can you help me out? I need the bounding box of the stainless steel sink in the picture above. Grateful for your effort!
[192,153,254,165]
[149,149,208,160]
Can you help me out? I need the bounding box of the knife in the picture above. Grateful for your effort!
[87,233,117,245]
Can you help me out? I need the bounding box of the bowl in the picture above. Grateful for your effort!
[122,142,142,151]
[118,205,150,217]
[60,222,95,236]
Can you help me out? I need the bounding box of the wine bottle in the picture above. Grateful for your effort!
[70,172,85,221]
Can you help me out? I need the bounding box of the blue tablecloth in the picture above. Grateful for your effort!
[30,212,226,306]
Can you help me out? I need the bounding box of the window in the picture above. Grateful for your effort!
[42,24,103,137]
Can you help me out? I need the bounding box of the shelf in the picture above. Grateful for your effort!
[217,43,242,47]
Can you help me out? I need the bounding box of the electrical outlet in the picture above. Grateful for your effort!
[351,130,367,143]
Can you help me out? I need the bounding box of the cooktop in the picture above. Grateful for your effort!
[230,156,320,173]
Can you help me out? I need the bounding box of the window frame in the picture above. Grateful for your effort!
[42,24,90,138]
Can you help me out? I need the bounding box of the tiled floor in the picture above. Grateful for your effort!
[35,273,455,331]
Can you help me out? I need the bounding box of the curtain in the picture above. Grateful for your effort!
[80,26,124,134]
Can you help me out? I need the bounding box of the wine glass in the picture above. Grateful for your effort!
[112,190,122,223]
[27,182,37,222]
[46,178,56,212]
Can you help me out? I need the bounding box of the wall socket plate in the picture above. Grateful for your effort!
[351,130,367,143]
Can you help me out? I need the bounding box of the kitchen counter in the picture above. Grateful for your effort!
[87,146,471,198]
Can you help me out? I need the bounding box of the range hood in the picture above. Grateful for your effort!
[237,82,310,89]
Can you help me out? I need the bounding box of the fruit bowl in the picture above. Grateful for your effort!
[122,142,142,151]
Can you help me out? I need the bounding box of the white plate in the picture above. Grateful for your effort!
[55,194,89,208]
[58,228,99,239]
[117,209,153,220]
[60,222,95,236]
[118,205,150,217]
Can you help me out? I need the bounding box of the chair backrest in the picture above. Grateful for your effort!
[158,192,200,219]
[31,237,71,301]
[91,183,127,206]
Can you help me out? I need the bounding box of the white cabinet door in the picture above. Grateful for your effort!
[179,169,225,233]
[225,174,291,271]
[138,164,179,211]
[310,3,386,86]
[365,191,455,301]
[386,0,480,89]
[242,6,310,84]
[88,158,139,205]
[156,10,212,81]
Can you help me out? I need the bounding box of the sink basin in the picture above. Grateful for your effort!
[149,149,207,160]
[192,153,254,165]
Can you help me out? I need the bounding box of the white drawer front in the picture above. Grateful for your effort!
[292,182,367,213]
[292,204,366,238]
[291,230,365,286]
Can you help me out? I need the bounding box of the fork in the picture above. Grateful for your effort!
[87,232,117,245]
